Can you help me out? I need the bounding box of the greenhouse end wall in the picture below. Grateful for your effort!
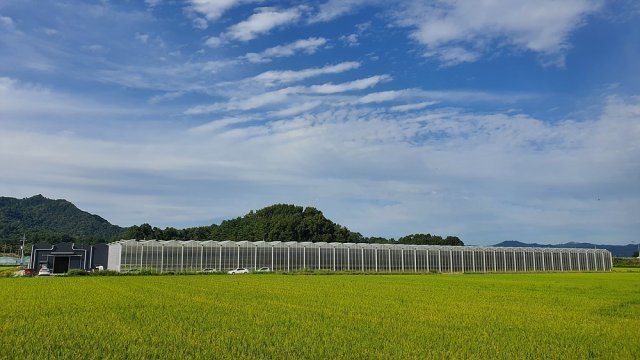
[107,240,613,273]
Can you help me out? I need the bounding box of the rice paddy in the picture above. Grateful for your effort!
[1,272,639,359]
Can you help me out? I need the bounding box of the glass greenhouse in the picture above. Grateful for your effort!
[107,240,613,273]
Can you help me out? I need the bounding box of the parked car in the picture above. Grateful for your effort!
[255,267,271,273]
[227,267,249,274]
[200,268,218,273]
[37,265,51,276]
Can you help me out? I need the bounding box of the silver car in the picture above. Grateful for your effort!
[227,267,249,274]
[37,265,51,276]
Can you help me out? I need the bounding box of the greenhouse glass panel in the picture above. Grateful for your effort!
[106,240,612,273]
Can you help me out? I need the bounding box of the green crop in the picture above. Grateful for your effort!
[1,273,639,359]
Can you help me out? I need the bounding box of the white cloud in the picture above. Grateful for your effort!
[186,0,253,22]
[271,101,322,117]
[135,33,150,44]
[310,75,391,94]
[205,36,222,48]
[96,60,236,93]
[339,33,359,47]
[192,17,209,30]
[0,15,14,28]
[252,61,360,85]
[244,37,327,63]
[231,86,305,110]
[188,116,254,134]
[355,90,406,104]
[395,0,602,66]
[226,7,302,42]
[185,86,306,114]
[148,91,184,104]
[390,101,438,112]
[310,0,371,23]
[187,74,390,114]
[425,46,479,67]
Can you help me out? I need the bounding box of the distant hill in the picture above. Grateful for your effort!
[494,240,638,257]
[0,195,125,243]
[124,204,368,243]
[122,204,464,246]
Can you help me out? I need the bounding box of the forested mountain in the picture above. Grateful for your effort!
[0,196,464,246]
[0,195,125,243]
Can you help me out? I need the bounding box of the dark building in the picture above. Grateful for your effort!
[29,242,109,274]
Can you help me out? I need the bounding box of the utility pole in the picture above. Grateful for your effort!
[20,234,26,267]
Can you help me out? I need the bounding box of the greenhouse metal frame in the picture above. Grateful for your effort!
[107,240,613,273]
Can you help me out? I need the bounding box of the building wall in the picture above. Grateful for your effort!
[91,244,109,269]
[107,243,122,271]
[30,243,112,272]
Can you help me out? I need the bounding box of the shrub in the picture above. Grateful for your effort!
[89,270,121,276]
[66,269,89,276]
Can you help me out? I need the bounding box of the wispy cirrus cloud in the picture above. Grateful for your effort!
[309,75,391,94]
[186,74,391,114]
[0,77,149,119]
[185,86,305,114]
[226,7,303,41]
[353,89,406,104]
[145,0,162,8]
[251,61,361,85]
[309,0,373,23]
[244,37,327,63]
[95,60,236,94]
[188,115,255,134]
[390,101,438,112]
[270,101,323,117]
[186,0,257,27]
[206,6,303,46]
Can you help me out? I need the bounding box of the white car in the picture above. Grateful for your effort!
[255,267,271,273]
[38,265,51,276]
[227,267,249,274]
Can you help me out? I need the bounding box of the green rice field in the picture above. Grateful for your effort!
[1,272,639,359]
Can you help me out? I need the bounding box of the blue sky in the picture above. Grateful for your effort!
[0,0,639,245]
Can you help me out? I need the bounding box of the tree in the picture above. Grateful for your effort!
[398,233,464,246]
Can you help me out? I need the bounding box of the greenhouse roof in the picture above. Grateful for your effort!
[108,239,609,253]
